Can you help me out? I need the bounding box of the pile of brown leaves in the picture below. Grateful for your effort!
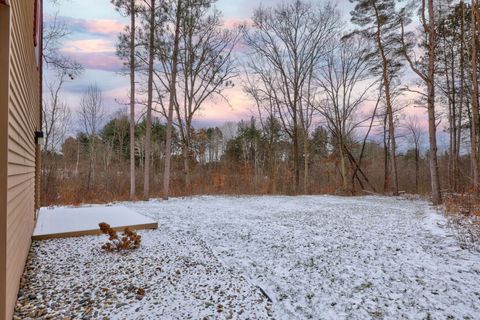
[99,222,142,252]
[444,192,480,216]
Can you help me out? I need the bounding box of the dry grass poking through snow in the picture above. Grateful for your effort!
[444,193,480,252]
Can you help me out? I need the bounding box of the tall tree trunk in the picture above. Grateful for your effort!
[450,46,460,191]
[129,0,136,200]
[440,0,455,191]
[373,3,398,195]
[303,130,309,194]
[75,138,80,176]
[415,147,419,194]
[293,112,300,194]
[427,0,442,204]
[385,87,398,195]
[270,144,276,194]
[442,30,453,190]
[383,114,390,193]
[458,1,466,191]
[450,45,458,191]
[182,140,191,191]
[471,0,479,192]
[88,139,95,191]
[339,137,348,193]
[162,0,182,200]
[143,0,155,200]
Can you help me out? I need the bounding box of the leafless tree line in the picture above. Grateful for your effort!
[41,0,480,206]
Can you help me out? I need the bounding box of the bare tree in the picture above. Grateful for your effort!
[43,12,82,75]
[41,69,72,199]
[163,0,182,200]
[126,0,168,199]
[143,0,157,200]
[400,0,442,204]
[315,34,376,193]
[471,0,479,191]
[43,70,71,153]
[405,115,424,194]
[112,0,138,200]
[42,6,82,153]
[156,2,240,191]
[244,72,282,193]
[79,84,105,190]
[350,0,404,196]
[130,0,137,200]
[458,1,466,192]
[244,0,339,194]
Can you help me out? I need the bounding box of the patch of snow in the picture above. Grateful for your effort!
[128,195,480,319]
[17,196,480,319]
[34,205,155,236]
[422,206,449,237]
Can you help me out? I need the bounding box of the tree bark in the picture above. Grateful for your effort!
[427,0,442,204]
[75,138,80,176]
[372,2,399,195]
[415,146,419,194]
[383,114,390,193]
[339,136,348,193]
[450,45,457,191]
[293,112,300,194]
[143,0,155,200]
[441,28,454,190]
[471,0,479,192]
[163,0,182,200]
[303,130,309,194]
[129,0,136,200]
[182,140,191,191]
[458,1,466,191]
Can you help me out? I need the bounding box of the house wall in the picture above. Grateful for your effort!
[0,0,41,318]
[0,4,11,319]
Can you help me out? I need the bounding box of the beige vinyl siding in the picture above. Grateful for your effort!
[1,0,40,318]
[0,3,10,318]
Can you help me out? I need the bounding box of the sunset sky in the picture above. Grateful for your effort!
[44,0,440,147]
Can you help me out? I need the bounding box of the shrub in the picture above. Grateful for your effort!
[99,222,142,252]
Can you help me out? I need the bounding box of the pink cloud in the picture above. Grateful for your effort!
[65,51,123,72]
[60,39,123,72]
[197,85,254,121]
[62,39,116,53]
[44,15,126,36]
[81,19,126,35]
[48,15,126,36]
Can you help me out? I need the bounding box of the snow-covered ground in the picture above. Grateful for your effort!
[34,205,156,237]
[15,196,480,319]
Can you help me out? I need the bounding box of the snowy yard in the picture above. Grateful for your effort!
[15,196,480,319]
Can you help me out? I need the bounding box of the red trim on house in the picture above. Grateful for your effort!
[34,0,38,46]
[39,0,43,125]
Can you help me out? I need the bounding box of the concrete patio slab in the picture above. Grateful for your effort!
[32,205,158,240]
